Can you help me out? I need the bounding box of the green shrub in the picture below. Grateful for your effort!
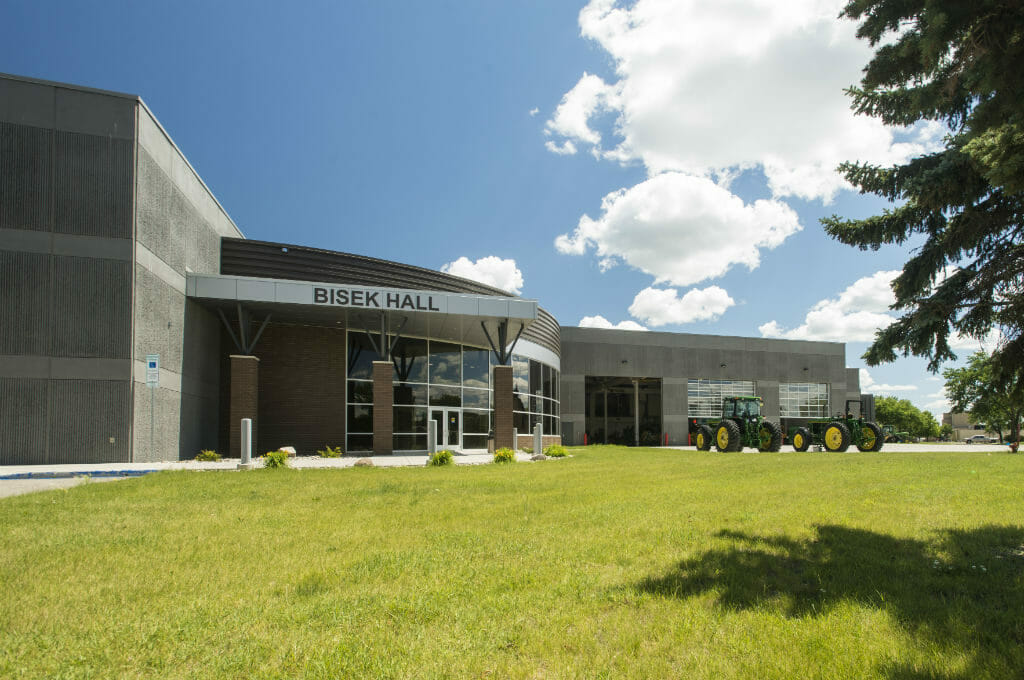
[195,449,221,462]
[494,447,516,464]
[428,449,454,466]
[317,445,342,458]
[521,446,533,454]
[544,444,568,458]
[263,450,289,468]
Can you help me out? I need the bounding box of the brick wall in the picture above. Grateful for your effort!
[515,434,562,451]
[372,361,393,454]
[249,323,347,455]
[494,365,513,450]
[229,355,259,457]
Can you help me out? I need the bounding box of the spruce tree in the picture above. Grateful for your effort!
[822,0,1024,390]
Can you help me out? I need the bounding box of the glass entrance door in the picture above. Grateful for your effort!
[430,408,461,450]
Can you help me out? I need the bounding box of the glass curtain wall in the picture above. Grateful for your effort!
[346,333,558,451]
[512,355,560,437]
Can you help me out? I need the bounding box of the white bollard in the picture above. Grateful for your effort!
[513,427,518,451]
[428,420,437,454]
[533,422,542,457]
[238,418,254,470]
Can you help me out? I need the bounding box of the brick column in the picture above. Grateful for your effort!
[230,355,259,458]
[372,361,393,454]
[493,364,513,450]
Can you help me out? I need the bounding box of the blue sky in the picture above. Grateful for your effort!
[2,0,987,416]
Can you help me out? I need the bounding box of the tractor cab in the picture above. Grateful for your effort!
[724,396,763,422]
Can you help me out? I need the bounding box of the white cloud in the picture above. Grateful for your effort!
[546,0,944,202]
[578,315,649,331]
[440,256,524,295]
[922,387,951,413]
[528,107,539,117]
[545,139,578,155]
[544,72,618,153]
[858,368,918,393]
[555,172,801,286]
[760,270,899,342]
[628,285,735,327]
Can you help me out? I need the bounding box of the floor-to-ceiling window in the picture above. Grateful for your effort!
[346,332,559,452]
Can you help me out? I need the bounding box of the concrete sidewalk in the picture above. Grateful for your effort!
[0,451,532,497]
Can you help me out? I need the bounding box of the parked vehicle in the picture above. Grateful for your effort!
[790,400,883,453]
[694,396,782,453]
[882,425,913,443]
[964,434,991,444]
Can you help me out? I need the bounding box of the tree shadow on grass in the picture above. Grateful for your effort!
[637,524,1024,679]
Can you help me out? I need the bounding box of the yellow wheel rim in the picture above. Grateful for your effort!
[793,433,804,449]
[825,426,843,450]
[696,433,705,449]
[717,427,729,449]
[862,427,876,449]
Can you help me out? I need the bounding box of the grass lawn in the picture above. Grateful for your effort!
[1,447,1022,679]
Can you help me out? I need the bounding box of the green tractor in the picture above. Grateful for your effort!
[790,399,883,453]
[881,425,912,443]
[694,396,782,453]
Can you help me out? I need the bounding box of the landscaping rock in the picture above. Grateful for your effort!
[354,458,374,467]
[278,446,297,456]
[531,453,548,461]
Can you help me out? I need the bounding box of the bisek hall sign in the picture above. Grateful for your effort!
[313,286,441,312]
[185,274,538,321]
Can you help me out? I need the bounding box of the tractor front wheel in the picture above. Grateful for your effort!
[792,427,811,452]
[758,420,783,452]
[715,420,742,452]
[858,421,883,452]
[824,422,851,452]
[695,424,714,451]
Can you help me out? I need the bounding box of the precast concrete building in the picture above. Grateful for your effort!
[0,73,869,465]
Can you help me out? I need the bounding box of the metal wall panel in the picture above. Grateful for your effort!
[0,122,53,232]
[0,377,48,464]
[47,379,130,463]
[54,130,133,239]
[0,250,50,355]
[51,256,131,358]
[220,238,562,355]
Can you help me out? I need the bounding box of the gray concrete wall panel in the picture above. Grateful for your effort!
[0,356,131,380]
[0,229,132,260]
[135,146,172,262]
[0,377,47,464]
[51,256,131,358]
[0,250,50,355]
[178,300,221,458]
[136,105,243,241]
[131,384,179,463]
[0,78,56,128]
[178,390,219,460]
[55,131,133,238]
[54,87,135,140]
[0,122,53,232]
[48,379,130,463]
[133,263,185,374]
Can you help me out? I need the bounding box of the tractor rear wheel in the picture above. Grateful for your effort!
[695,424,713,451]
[715,420,742,452]
[758,420,783,452]
[824,422,851,452]
[858,421,883,452]
[792,427,811,452]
